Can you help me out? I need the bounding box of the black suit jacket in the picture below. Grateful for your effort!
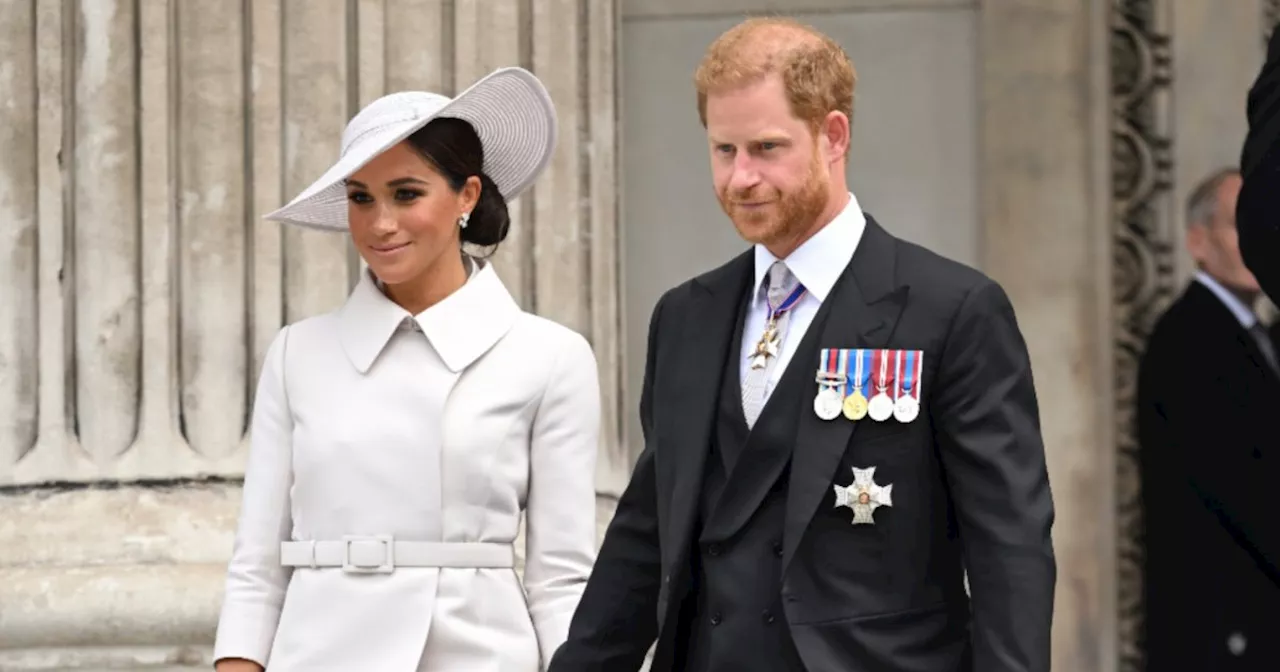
[1238,28,1280,299]
[549,217,1056,671]
[1138,281,1280,670]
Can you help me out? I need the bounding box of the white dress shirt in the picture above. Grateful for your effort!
[738,192,867,400]
[1195,270,1258,329]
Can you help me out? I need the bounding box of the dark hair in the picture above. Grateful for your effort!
[405,117,510,249]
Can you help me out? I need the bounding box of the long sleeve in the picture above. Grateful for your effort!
[548,294,667,672]
[1238,27,1280,300]
[213,326,296,666]
[931,279,1057,672]
[524,331,602,669]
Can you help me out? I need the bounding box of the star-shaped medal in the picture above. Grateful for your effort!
[749,327,780,370]
[833,466,893,525]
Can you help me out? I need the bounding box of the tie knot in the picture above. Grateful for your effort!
[766,262,799,307]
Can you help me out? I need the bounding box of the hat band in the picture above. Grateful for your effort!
[342,112,424,157]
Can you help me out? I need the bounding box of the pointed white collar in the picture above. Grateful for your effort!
[338,260,520,373]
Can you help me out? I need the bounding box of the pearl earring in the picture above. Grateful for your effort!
[458,212,470,229]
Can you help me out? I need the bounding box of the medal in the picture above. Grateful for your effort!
[748,282,807,370]
[813,348,846,421]
[866,349,895,422]
[893,350,922,423]
[842,348,868,421]
[814,386,844,420]
[833,466,894,525]
[749,324,780,370]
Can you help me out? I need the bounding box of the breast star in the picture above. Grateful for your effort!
[833,466,893,525]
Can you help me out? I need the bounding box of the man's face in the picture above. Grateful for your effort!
[1188,174,1260,294]
[705,74,830,253]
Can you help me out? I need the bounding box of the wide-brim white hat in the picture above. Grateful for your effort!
[265,67,557,232]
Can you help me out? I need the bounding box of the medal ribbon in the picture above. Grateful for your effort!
[825,348,839,381]
[901,350,917,401]
[893,350,904,402]
[874,349,891,392]
[844,349,864,397]
[858,349,872,397]
[768,284,807,321]
[910,351,923,402]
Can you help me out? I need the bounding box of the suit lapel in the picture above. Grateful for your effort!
[1186,282,1280,384]
[664,252,753,562]
[782,217,908,574]
[699,298,822,542]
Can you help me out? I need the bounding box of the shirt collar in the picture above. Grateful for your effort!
[1194,270,1258,329]
[339,258,521,373]
[752,191,867,308]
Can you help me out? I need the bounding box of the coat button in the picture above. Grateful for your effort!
[762,609,775,624]
[708,543,722,556]
[710,612,722,626]
[772,541,783,557]
[1228,632,1247,656]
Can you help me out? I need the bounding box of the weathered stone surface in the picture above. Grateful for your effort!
[0,485,619,669]
[981,2,1115,670]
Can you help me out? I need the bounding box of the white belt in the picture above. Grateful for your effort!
[280,536,514,573]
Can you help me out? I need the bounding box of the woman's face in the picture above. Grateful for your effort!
[345,141,478,286]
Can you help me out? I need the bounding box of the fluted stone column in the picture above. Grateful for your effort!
[980,1,1114,670]
[0,1,624,668]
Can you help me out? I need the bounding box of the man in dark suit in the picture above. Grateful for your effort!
[548,17,1055,672]
[1239,29,1280,303]
[1138,168,1280,670]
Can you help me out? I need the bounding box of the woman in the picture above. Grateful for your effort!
[212,67,600,672]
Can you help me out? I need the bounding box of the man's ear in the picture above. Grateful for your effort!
[1186,223,1208,262]
[820,110,851,163]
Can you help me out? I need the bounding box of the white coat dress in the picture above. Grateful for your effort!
[212,259,600,671]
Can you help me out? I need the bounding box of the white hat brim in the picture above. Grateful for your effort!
[265,67,557,232]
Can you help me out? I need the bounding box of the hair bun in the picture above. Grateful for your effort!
[461,172,510,248]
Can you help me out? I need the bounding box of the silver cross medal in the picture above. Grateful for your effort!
[833,466,893,525]
[749,323,781,370]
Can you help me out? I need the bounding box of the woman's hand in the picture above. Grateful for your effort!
[214,658,264,672]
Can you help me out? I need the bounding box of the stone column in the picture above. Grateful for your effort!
[980,1,1115,671]
[0,1,623,668]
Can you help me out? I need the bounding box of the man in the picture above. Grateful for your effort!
[549,18,1055,672]
[1238,28,1280,300]
[1138,168,1280,671]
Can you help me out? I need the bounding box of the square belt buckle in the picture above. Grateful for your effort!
[341,534,395,574]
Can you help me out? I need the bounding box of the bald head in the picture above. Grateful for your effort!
[694,17,856,129]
